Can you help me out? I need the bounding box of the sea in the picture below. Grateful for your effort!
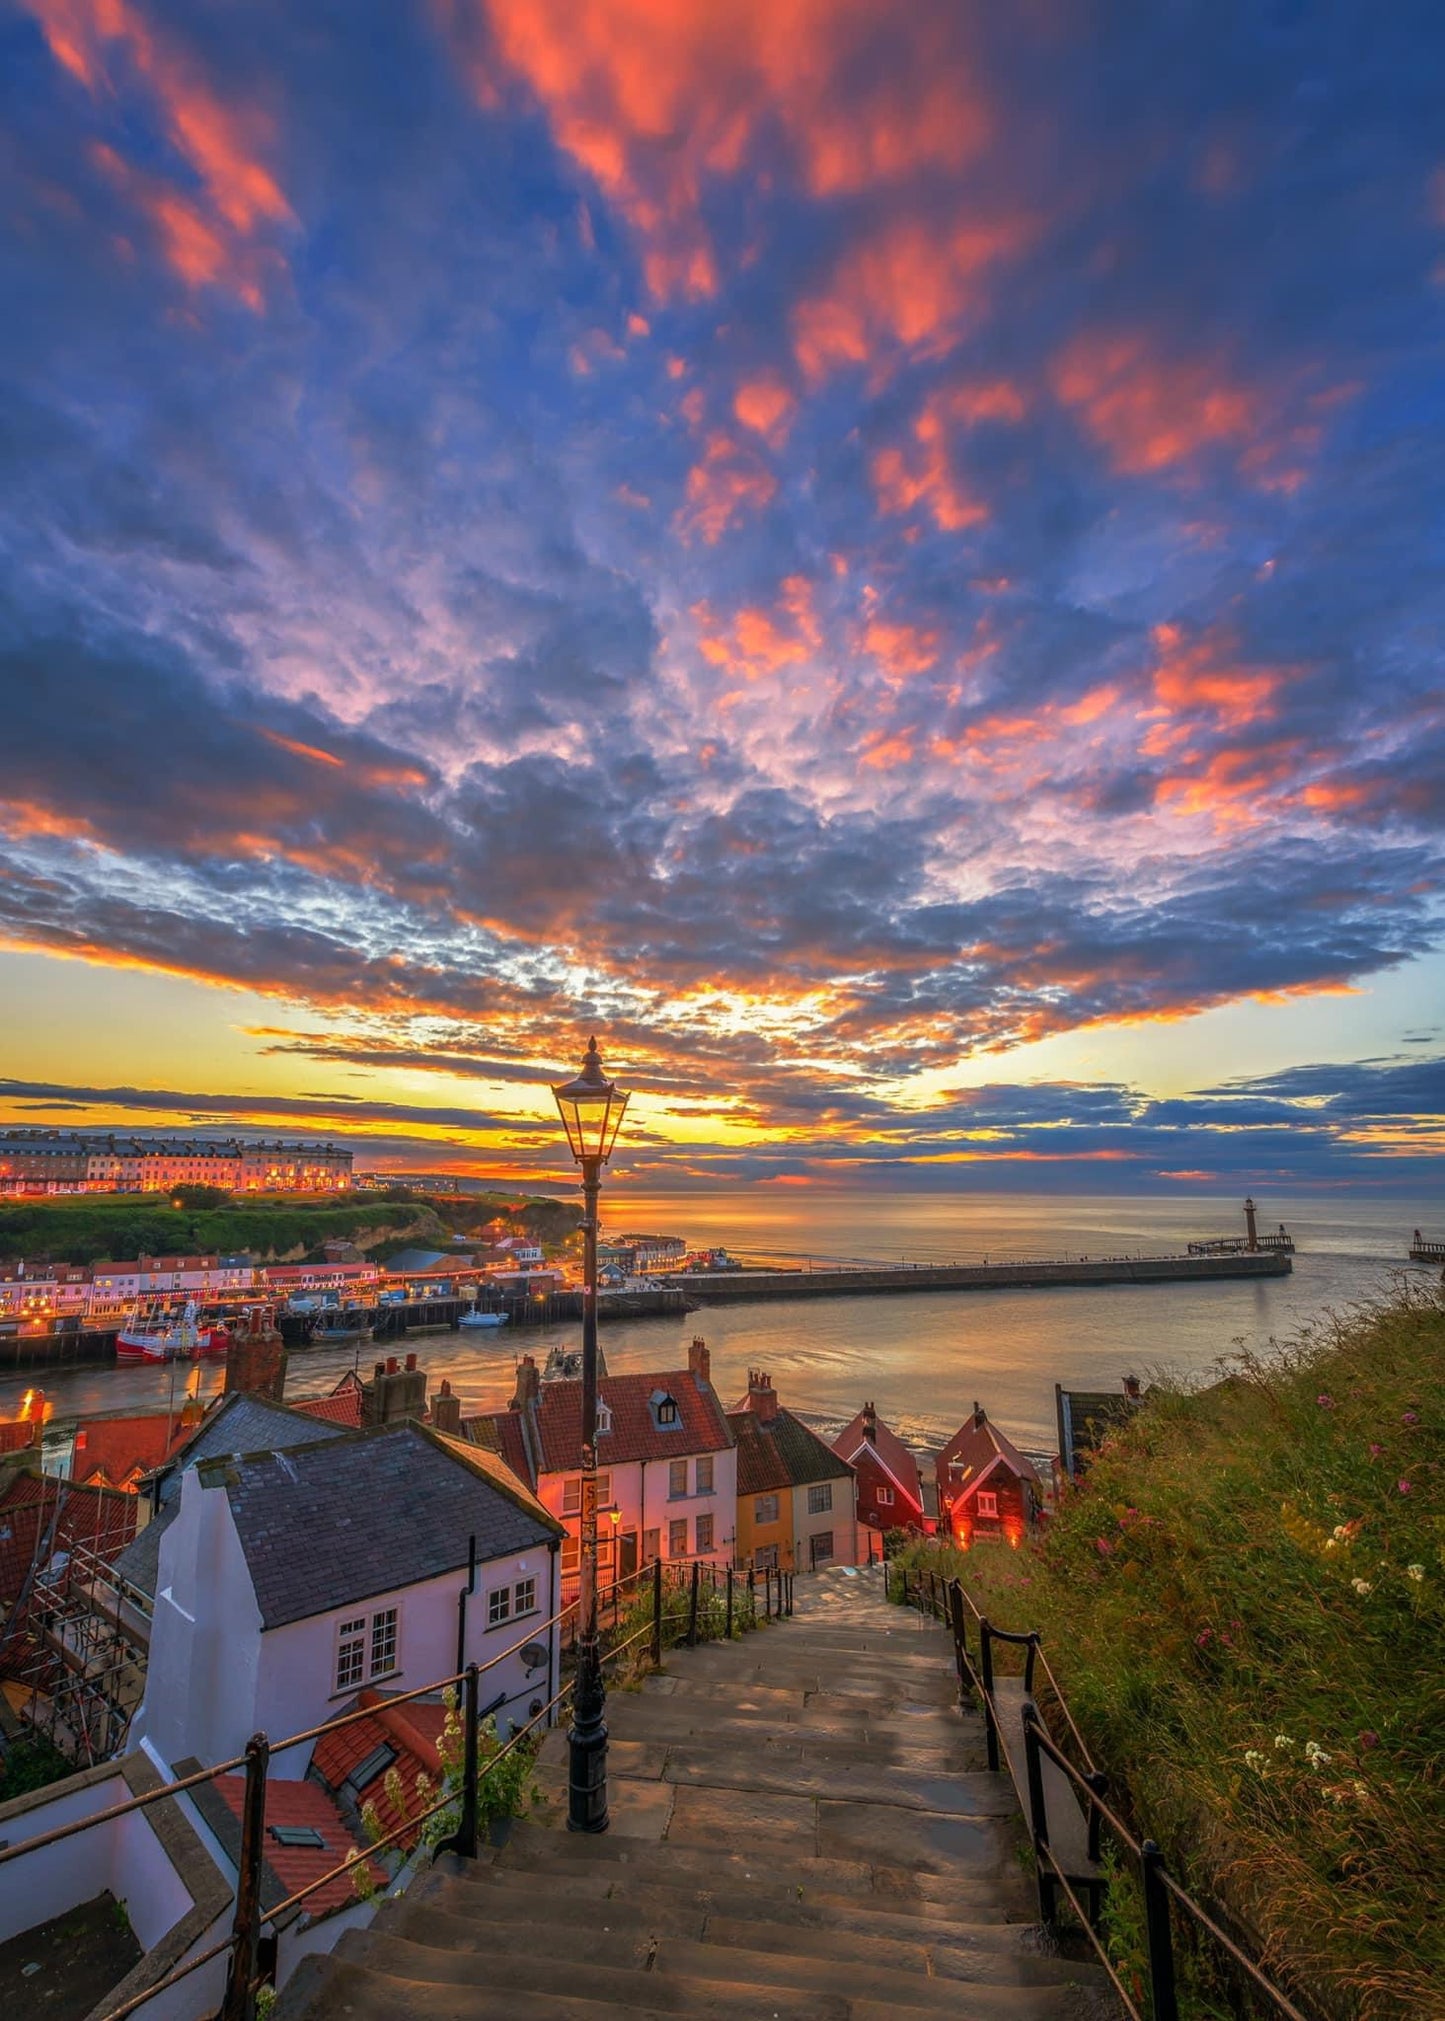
[4,1192,1440,1457]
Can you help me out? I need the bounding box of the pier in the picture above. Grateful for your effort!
[684,1248,1291,1305]
[1410,1230,1445,1264]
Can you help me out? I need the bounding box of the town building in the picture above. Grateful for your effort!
[0,1264,92,1323]
[832,1400,928,1535]
[935,1404,1043,1547]
[87,1253,258,1313]
[0,1131,353,1197]
[132,1420,563,1778]
[68,1411,196,1492]
[728,1371,859,1572]
[465,1339,736,1596]
[1054,1376,1145,1484]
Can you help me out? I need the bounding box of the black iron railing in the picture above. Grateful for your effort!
[0,1553,784,2021]
[895,1563,1316,2021]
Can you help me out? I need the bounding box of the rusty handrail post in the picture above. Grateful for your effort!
[687,1559,701,1646]
[220,1732,269,2021]
[650,1556,663,1666]
[725,1564,734,1639]
[747,1565,756,1626]
[1022,1701,1056,1925]
[979,1618,999,1772]
[948,1579,970,1705]
[1142,1839,1180,2021]
[785,1571,793,1617]
[436,1663,480,1858]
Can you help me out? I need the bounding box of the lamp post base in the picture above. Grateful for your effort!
[567,1642,609,1833]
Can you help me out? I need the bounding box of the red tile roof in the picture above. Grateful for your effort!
[464,1410,535,1487]
[728,1409,854,1498]
[211,1775,380,1917]
[0,1421,41,1457]
[292,1389,365,1428]
[310,1689,449,1848]
[935,1409,1041,1511]
[0,1474,139,1610]
[71,1413,190,1492]
[534,1368,732,1471]
[832,1408,924,1511]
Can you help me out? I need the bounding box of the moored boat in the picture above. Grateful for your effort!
[458,1308,508,1330]
[116,1300,229,1363]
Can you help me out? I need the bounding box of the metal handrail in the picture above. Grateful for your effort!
[901,1565,1316,2021]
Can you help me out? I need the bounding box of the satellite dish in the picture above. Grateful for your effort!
[519,1641,548,1672]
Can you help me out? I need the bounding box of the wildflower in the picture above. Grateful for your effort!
[1357,1731,1378,1751]
[1368,1443,1384,1459]
[1406,1564,1426,1583]
[1095,1537,1113,1556]
[1353,1781,1369,1800]
[1402,1411,1419,1425]
[1351,1578,1372,1596]
[1244,1749,1266,1772]
[1323,1537,1339,1551]
[1398,1480,1413,1496]
[1332,1524,1349,1542]
[1273,1734,1295,1752]
[1196,1628,1213,1647]
[1304,1742,1332,1768]
[1317,1394,1335,1409]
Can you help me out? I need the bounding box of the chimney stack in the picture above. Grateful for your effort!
[862,1400,877,1443]
[748,1369,779,1424]
[364,1352,428,1426]
[973,1400,986,1429]
[688,1336,711,1388]
[430,1378,462,1437]
[511,1354,541,1413]
[224,1305,287,1403]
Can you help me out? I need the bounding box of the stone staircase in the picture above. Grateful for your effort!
[279,1566,1116,2019]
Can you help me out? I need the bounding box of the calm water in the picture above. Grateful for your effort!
[6,1192,1439,1454]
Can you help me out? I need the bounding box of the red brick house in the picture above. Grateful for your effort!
[935,1404,1042,1547]
[831,1401,927,1535]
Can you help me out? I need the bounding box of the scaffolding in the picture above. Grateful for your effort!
[1,1484,151,1767]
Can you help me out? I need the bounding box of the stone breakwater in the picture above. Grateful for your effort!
[684,1249,1292,1304]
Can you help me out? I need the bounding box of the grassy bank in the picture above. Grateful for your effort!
[894,1287,1444,2020]
[0,1188,579,1266]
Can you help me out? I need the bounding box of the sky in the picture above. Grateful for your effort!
[1,0,1443,1196]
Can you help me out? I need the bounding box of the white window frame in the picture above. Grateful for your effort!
[876,1485,894,1506]
[513,1575,537,1618]
[488,1584,513,1629]
[334,1615,367,1693]
[370,1606,399,1679]
[754,1492,779,1525]
[695,1454,714,1495]
[668,1517,688,1558]
[976,1490,999,1519]
[807,1482,833,1516]
[668,1459,689,1500]
[695,1512,714,1555]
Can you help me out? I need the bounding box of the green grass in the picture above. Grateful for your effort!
[894,1286,1445,2021]
[0,1187,581,1266]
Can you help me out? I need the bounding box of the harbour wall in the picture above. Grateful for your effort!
[685,1251,1292,1304]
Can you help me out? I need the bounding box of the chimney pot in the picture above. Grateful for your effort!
[404,1351,417,1372]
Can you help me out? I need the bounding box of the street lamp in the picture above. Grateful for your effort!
[551,1036,630,1833]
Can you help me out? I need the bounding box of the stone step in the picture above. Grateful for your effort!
[323,1926,1096,2019]
[596,1712,988,1774]
[403,1865,1059,1971]
[534,1740,1008,1812]
[491,1821,1025,1916]
[379,1890,1100,1993]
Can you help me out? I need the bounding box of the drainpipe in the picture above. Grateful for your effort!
[456,1532,477,1676]
[547,1536,559,1717]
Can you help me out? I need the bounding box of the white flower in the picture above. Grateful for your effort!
[1323,1537,1339,1552]
[1332,1525,1349,1542]
[1304,1742,1332,1769]
[1273,1733,1295,1752]
[1353,1781,1369,1801]
[1244,1749,1266,1772]
[1406,1564,1426,1583]
[1351,1578,1372,1597]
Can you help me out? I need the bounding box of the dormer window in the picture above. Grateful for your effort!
[597,1401,613,1437]
[649,1389,682,1429]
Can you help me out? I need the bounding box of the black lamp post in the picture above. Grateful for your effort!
[551,1036,630,1833]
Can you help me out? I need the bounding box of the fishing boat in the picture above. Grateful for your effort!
[116,1300,230,1364]
[458,1307,508,1330]
[307,1305,374,1345]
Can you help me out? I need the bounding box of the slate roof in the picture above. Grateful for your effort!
[727,1409,854,1498]
[205,1422,561,1629]
[463,1410,535,1488]
[110,1392,351,1600]
[831,1408,924,1511]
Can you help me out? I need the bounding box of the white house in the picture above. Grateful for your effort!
[134,1421,564,1780]
[467,1338,737,1598]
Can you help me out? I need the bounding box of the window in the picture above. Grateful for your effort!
[807,1483,833,1515]
[876,1485,894,1506]
[488,1585,512,1628]
[755,1544,779,1571]
[561,1536,579,1575]
[695,1455,713,1495]
[669,1518,688,1557]
[668,1459,688,1499]
[335,1617,366,1692]
[754,1493,779,1525]
[597,1401,613,1436]
[370,1607,398,1677]
[653,1392,680,1427]
[695,1513,714,1554]
[976,1491,999,1519]
[514,1576,537,1617]
[270,1824,326,1850]
[810,1531,834,1566]
[562,1472,610,1515]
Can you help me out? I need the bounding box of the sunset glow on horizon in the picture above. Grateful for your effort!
[1,1,1442,1194]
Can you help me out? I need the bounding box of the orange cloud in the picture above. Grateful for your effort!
[696,576,820,677]
[472,0,990,300]
[733,373,796,444]
[870,377,1022,530]
[677,431,777,543]
[1148,623,1287,733]
[26,0,292,303]
[794,216,1028,383]
[861,619,939,682]
[1051,331,1272,477]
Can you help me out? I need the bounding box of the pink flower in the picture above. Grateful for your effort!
[1402,1411,1419,1426]
[1398,1480,1413,1496]
[1358,1731,1379,1751]
[1196,1627,1213,1647]
[1317,1394,1335,1409]
[1095,1537,1113,1556]
[1368,1443,1384,1459]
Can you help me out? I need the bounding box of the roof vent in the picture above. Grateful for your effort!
[269,1824,326,1849]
